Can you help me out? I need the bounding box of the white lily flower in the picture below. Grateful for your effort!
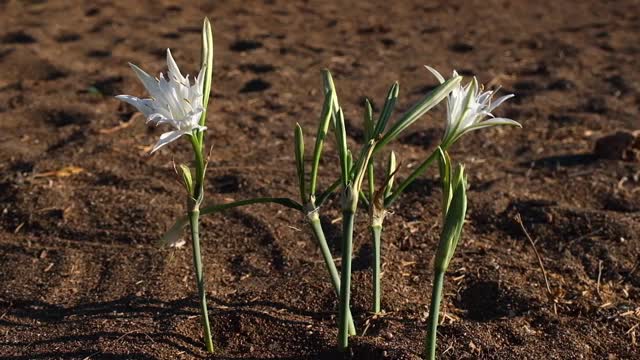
[116,49,207,153]
[426,66,521,148]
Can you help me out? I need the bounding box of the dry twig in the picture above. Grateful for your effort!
[515,213,557,315]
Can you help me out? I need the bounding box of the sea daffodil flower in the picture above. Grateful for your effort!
[116,49,207,153]
[426,66,520,148]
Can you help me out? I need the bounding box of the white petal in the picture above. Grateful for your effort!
[148,113,176,127]
[195,63,206,90]
[476,90,493,105]
[180,108,203,131]
[129,63,161,98]
[464,118,522,132]
[150,130,188,153]
[115,95,156,117]
[488,94,514,112]
[166,49,186,84]
[158,73,185,119]
[425,65,445,84]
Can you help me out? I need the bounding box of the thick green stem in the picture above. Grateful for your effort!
[189,209,214,353]
[424,270,445,360]
[371,225,382,314]
[308,217,355,336]
[337,210,355,351]
[191,137,206,189]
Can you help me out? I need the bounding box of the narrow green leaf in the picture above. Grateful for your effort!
[198,17,214,146]
[322,69,339,110]
[384,151,397,198]
[365,97,376,200]
[434,164,467,272]
[374,82,399,137]
[352,139,376,194]
[160,197,305,247]
[294,123,306,201]
[436,147,452,217]
[364,98,374,141]
[367,161,375,201]
[376,75,461,151]
[447,164,466,259]
[383,148,439,208]
[359,189,370,208]
[316,177,341,207]
[199,197,304,215]
[343,139,376,212]
[335,108,349,188]
[309,88,334,198]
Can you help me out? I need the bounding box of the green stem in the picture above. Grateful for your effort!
[189,136,214,352]
[200,197,303,215]
[337,210,355,351]
[309,217,356,336]
[189,209,214,353]
[371,225,382,314]
[191,137,205,188]
[384,149,438,208]
[425,270,445,360]
[316,177,341,207]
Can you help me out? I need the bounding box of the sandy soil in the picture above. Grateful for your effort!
[0,0,639,359]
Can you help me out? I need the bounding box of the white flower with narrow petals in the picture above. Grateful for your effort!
[116,49,207,153]
[426,66,521,148]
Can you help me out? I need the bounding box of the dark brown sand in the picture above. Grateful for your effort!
[0,1,639,359]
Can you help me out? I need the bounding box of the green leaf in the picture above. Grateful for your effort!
[294,123,306,201]
[335,107,349,188]
[159,197,305,247]
[199,17,214,145]
[363,98,374,141]
[367,160,375,201]
[383,148,439,208]
[351,140,376,194]
[384,151,397,198]
[436,147,452,217]
[374,82,399,137]
[322,69,339,110]
[365,97,376,200]
[359,189,370,208]
[376,75,461,151]
[434,164,467,272]
[339,139,377,212]
[309,88,334,198]
[316,177,341,207]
